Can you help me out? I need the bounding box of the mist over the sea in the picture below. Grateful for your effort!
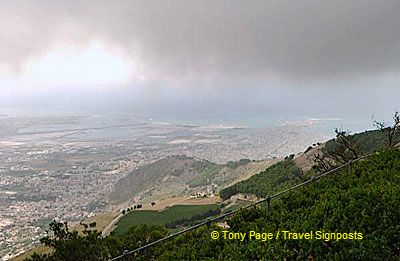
[1,80,396,137]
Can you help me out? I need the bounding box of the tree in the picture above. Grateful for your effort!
[334,128,360,159]
[313,153,334,172]
[314,128,362,172]
[373,111,400,148]
[28,220,108,261]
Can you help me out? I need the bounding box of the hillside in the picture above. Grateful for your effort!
[220,128,400,201]
[110,155,277,204]
[149,149,400,260]
[331,128,400,154]
[110,155,213,203]
[111,128,399,206]
[26,148,400,260]
[220,157,302,199]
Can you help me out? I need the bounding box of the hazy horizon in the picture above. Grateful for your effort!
[1,0,400,132]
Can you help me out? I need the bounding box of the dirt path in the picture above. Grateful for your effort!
[101,213,124,237]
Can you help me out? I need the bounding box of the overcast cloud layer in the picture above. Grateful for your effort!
[2,0,400,82]
[1,1,400,129]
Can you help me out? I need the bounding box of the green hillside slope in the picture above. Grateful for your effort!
[110,155,220,203]
[28,149,400,260]
[220,158,302,199]
[329,128,400,154]
[153,149,400,260]
[110,155,276,204]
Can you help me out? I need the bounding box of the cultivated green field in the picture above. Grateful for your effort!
[114,204,220,234]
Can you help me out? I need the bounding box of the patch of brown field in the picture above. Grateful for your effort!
[294,144,324,172]
[11,245,52,261]
[139,196,222,211]
[73,212,119,234]
[232,159,279,183]
[179,196,221,205]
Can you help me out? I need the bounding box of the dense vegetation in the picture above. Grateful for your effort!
[219,158,303,199]
[28,149,400,260]
[165,208,221,229]
[323,128,400,156]
[114,204,220,234]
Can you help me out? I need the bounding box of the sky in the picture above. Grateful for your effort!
[0,0,399,128]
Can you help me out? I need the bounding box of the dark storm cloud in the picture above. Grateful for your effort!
[1,0,400,81]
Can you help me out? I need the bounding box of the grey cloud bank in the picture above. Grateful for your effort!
[2,0,400,81]
[0,1,399,130]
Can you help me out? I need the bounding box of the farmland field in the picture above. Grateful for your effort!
[114,204,220,234]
